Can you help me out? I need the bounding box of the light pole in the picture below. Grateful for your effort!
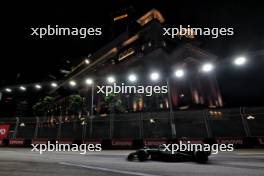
[85,78,94,139]
[106,75,116,139]
[168,68,185,138]
[166,78,176,138]
[91,83,94,117]
[149,71,176,138]
[85,78,94,117]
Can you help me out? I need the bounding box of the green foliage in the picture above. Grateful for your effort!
[33,96,55,116]
[68,94,83,115]
[100,93,126,113]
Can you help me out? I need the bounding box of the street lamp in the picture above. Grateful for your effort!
[150,118,155,123]
[233,56,247,66]
[128,74,137,82]
[150,72,160,81]
[247,115,255,120]
[201,63,214,72]
[85,59,90,65]
[174,69,185,78]
[85,78,93,85]
[107,76,116,84]
[35,84,42,89]
[19,86,26,91]
[69,80,77,87]
[51,82,58,88]
[5,88,12,93]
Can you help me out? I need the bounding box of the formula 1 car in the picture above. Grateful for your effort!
[127,145,211,163]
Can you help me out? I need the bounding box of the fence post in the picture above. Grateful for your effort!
[240,107,251,137]
[57,116,62,140]
[203,110,213,138]
[109,113,114,139]
[166,78,176,138]
[88,84,95,139]
[34,117,39,139]
[89,117,93,139]
[139,112,143,139]
[13,117,20,138]
[82,116,87,141]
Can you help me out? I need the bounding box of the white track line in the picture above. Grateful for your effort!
[60,162,162,176]
[236,153,264,155]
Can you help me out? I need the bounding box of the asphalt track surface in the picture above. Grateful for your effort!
[0,148,263,176]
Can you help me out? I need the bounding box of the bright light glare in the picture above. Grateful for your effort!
[150,118,155,123]
[128,74,137,82]
[51,82,58,88]
[150,72,160,81]
[85,59,90,64]
[107,76,116,83]
[19,86,26,91]
[5,88,12,92]
[201,63,214,72]
[35,84,42,89]
[85,78,93,85]
[174,69,185,78]
[69,80,77,87]
[247,115,255,120]
[233,56,247,66]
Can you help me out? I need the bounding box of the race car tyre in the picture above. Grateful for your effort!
[137,150,149,161]
[127,152,136,161]
[194,151,208,163]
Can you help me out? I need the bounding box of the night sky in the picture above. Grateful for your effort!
[1,0,264,107]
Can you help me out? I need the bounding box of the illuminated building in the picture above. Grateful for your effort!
[53,9,223,115]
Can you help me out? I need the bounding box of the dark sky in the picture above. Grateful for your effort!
[1,0,264,107]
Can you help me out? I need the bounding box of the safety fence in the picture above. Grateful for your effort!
[0,107,263,141]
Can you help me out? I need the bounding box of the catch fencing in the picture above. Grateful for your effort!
[0,107,263,140]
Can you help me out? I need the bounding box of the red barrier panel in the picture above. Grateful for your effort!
[112,139,133,146]
[216,137,244,145]
[32,139,48,145]
[85,139,102,145]
[144,139,167,146]
[58,140,73,144]
[0,125,10,139]
[1,137,264,148]
[9,139,25,146]
[178,138,204,144]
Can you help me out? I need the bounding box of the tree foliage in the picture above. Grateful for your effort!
[100,93,126,113]
[68,94,83,115]
[33,96,55,116]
